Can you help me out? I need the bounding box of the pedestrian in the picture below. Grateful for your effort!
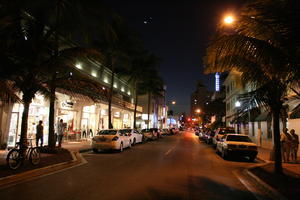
[36,120,44,147]
[57,119,65,147]
[290,129,299,162]
[280,128,292,162]
[257,128,262,147]
[89,129,93,137]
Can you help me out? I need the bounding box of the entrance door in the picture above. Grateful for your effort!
[8,113,19,147]
[81,118,89,138]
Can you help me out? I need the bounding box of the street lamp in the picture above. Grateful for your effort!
[224,15,234,24]
[235,100,241,134]
[195,109,201,114]
[168,100,176,128]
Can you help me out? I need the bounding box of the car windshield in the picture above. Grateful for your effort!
[97,130,117,135]
[226,135,252,142]
[219,129,235,135]
[119,129,131,134]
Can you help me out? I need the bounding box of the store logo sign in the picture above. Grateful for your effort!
[61,101,74,109]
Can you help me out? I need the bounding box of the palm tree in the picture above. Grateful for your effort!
[204,0,300,174]
[0,5,55,146]
[139,69,164,129]
[94,18,141,129]
[121,51,160,128]
[24,0,113,147]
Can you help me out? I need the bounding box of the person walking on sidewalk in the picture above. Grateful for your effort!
[290,129,299,162]
[57,119,65,147]
[280,128,292,162]
[36,120,44,147]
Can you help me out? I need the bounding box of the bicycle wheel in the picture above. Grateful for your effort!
[29,147,41,165]
[6,149,22,170]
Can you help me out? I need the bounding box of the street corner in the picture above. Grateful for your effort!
[0,149,87,189]
[239,162,295,200]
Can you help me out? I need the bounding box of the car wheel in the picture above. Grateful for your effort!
[222,149,227,159]
[93,148,98,153]
[249,156,256,162]
[119,143,123,152]
[133,138,136,146]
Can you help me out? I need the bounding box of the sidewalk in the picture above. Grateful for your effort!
[0,140,90,178]
[257,147,300,175]
[61,139,92,152]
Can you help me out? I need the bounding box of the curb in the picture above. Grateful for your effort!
[0,150,87,189]
[79,148,92,153]
[242,157,288,200]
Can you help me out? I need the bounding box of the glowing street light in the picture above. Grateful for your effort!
[235,101,241,108]
[171,101,176,105]
[195,109,201,114]
[224,15,234,25]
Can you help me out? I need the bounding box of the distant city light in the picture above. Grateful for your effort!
[195,109,201,113]
[172,101,176,105]
[215,73,220,92]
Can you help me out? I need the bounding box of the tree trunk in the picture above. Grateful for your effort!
[147,92,151,129]
[272,107,283,174]
[48,75,56,148]
[108,72,115,129]
[20,98,31,146]
[133,90,138,129]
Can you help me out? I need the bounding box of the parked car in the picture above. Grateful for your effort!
[161,128,170,135]
[119,129,143,145]
[203,130,215,144]
[91,129,131,152]
[141,128,158,141]
[212,127,235,147]
[216,134,258,161]
[194,127,200,136]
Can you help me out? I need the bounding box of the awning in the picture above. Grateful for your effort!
[290,104,300,119]
[230,112,248,124]
[255,112,271,122]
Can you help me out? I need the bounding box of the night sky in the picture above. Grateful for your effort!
[103,0,243,114]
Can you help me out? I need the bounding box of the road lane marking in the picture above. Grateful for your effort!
[164,147,174,156]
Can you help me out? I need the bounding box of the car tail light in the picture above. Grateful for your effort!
[112,136,119,141]
[128,133,132,136]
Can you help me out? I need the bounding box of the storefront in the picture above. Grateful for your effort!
[81,105,97,137]
[7,95,49,147]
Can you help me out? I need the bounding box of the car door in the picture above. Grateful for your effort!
[135,130,142,143]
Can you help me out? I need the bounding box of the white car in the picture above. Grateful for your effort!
[91,129,131,152]
[141,128,158,141]
[216,134,258,161]
[119,129,143,145]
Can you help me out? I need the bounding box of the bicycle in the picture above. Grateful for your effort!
[6,138,41,170]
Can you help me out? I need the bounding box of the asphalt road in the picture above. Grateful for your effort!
[0,131,258,200]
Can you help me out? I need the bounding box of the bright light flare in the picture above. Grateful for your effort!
[171,101,176,105]
[224,15,234,24]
